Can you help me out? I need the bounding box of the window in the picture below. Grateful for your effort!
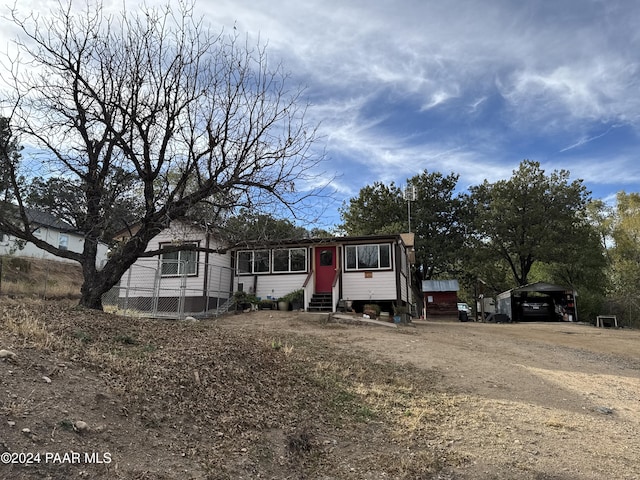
[319,249,333,266]
[273,248,307,272]
[58,234,69,251]
[345,244,392,271]
[236,250,271,274]
[237,251,252,274]
[254,250,270,273]
[161,243,198,276]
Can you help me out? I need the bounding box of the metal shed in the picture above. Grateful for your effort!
[496,282,577,322]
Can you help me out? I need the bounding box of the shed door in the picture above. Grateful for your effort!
[315,246,336,293]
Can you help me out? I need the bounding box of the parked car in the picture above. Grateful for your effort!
[457,302,470,313]
[521,299,554,320]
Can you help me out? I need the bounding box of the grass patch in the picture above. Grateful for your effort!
[0,256,82,299]
[114,333,139,345]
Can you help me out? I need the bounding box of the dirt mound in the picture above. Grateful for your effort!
[0,257,83,299]
[0,300,455,479]
[2,299,639,479]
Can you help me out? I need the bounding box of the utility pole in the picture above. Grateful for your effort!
[404,183,416,232]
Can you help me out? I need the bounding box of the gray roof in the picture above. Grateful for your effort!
[510,282,574,294]
[422,279,459,292]
[25,208,76,232]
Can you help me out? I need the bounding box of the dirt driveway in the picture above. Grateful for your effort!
[221,314,640,479]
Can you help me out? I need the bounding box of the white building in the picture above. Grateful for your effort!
[0,209,109,266]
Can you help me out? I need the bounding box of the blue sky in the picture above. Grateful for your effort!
[4,0,640,229]
[197,0,640,228]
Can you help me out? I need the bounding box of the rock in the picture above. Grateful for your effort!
[74,421,89,433]
[42,376,52,384]
[22,428,31,434]
[0,349,17,361]
[184,316,198,322]
[8,421,16,427]
[595,406,614,415]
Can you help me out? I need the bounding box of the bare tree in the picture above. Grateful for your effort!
[0,1,325,309]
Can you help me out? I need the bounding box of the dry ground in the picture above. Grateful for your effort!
[1,299,639,479]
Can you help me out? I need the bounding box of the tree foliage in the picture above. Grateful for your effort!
[0,1,324,309]
[464,160,591,287]
[221,210,309,245]
[339,171,463,280]
[24,173,144,243]
[0,117,21,204]
[609,192,640,298]
[338,182,405,236]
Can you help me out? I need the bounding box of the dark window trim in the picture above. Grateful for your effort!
[236,247,309,275]
[160,241,200,277]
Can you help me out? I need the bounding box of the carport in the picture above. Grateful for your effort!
[496,282,577,322]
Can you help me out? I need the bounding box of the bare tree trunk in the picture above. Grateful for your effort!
[1,1,328,311]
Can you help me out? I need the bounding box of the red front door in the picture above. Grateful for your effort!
[315,246,336,293]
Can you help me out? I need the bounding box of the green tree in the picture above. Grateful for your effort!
[338,171,463,280]
[608,192,640,325]
[221,210,309,245]
[464,160,591,287]
[25,171,144,243]
[0,117,22,203]
[338,182,405,236]
[409,171,463,279]
[0,1,324,310]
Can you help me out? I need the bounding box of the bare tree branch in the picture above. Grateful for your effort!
[1,0,331,309]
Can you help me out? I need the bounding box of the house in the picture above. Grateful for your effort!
[423,279,459,319]
[109,221,415,318]
[231,233,414,314]
[109,220,232,316]
[0,208,109,266]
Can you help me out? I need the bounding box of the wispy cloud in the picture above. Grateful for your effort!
[5,0,640,226]
[560,125,621,153]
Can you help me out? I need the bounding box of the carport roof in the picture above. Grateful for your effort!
[510,282,574,294]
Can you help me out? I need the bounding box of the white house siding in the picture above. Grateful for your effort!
[116,222,232,313]
[236,273,307,300]
[400,271,409,302]
[341,270,398,301]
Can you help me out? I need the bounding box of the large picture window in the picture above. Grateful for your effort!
[273,248,307,272]
[161,243,198,276]
[236,250,271,274]
[345,244,392,271]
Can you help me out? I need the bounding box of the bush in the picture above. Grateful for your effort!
[258,299,275,310]
[363,303,380,318]
[232,291,258,309]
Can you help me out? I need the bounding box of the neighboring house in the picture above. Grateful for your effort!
[231,233,414,314]
[423,279,459,318]
[0,209,109,266]
[112,222,415,318]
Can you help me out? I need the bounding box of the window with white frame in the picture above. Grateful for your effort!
[272,247,307,272]
[161,243,198,276]
[236,250,271,274]
[345,244,392,270]
[58,233,69,250]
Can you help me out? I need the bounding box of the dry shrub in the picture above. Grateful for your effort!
[1,301,59,350]
[0,256,82,299]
